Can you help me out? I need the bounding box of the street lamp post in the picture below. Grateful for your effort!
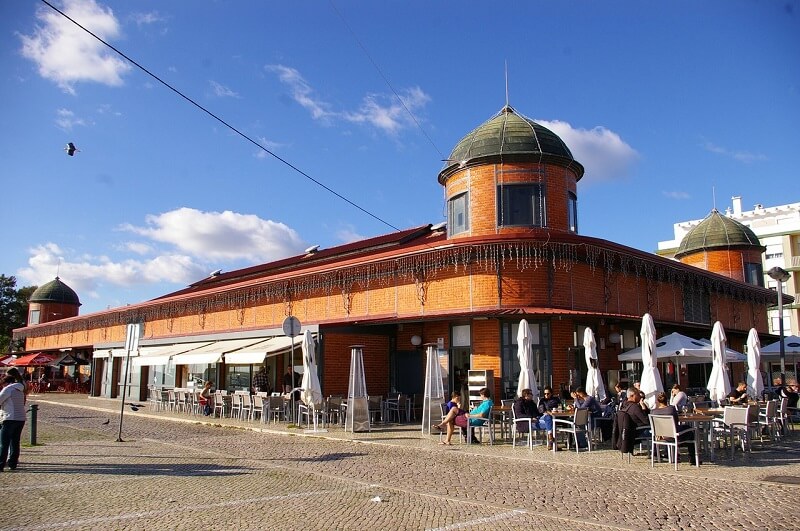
[768,266,791,386]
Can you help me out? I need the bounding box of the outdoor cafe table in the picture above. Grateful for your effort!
[491,406,512,441]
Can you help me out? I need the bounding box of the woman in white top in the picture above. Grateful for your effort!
[670,384,688,411]
[0,374,27,471]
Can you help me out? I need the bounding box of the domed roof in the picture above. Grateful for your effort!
[29,277,81,306]
[675,209,765,258]
[438,105,584,183]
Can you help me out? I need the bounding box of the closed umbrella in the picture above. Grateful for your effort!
[707,321,731,404]
[746,328,764,399]
[300,330,322,409]
[422,344,445,434]
[583,328,606,401]
[639,313,663,408]
[516,319,537,400]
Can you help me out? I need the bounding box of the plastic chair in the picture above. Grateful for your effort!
[240,393,254,421]
[758,400,779,441]
[267,396,286,423]
[553,408,592,453]
[213,390,229,418]
[252,394,265,423]
[510,407,544,449]
[649,414,699,470]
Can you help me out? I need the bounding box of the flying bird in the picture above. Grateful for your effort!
[64,142,79,156]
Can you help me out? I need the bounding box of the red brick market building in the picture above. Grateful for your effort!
[14,104,780,401]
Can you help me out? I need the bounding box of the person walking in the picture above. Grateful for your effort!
[0,374,27,471]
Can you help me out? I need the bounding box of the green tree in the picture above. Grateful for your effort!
[0,275,36,353]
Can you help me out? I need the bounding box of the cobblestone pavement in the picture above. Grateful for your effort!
[0,394,797,530]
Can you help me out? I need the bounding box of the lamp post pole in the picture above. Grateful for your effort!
[768,267,791,386]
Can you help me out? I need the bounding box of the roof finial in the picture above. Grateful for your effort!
[504,59,509,108]
[712,186,717,212]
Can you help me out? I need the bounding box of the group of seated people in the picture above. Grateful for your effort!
[432,387,493,445]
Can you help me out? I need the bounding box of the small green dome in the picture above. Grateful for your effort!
[675,209,764,258]
[29,277,81,306]
[438,105,584,183]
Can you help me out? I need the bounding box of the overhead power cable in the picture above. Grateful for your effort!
[40,0,402,233]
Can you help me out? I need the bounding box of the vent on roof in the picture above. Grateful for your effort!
[430,221,447,232]
[304,245,320,254]
[209,269,222,277]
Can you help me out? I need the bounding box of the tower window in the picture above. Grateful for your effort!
[744,262,764,287]
[29,309,40,325]
[447,192,469,235]
[568,191,578,233]
[497,184,545,227]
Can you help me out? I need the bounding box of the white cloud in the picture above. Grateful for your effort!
[254,136,285,158]
[17,208,309,309]
[55,108,86,130]
[17,243,207,300]
[344,87,430,135]
[209,80,240,98]
[266,64,431,135]
[267,64,333,120]
[19,0,131,94]
[702,141,767,163]
[662,191,691,200]
[537,120,638,184]
[130,11,165,26]
[334,224,365,244]
[121,207,307,262]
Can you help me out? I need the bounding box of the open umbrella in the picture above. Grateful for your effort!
[707,321,731,404]
[639,313,663,408]
[583,327,606,401]
[516,319,537,400]
[745,328,764,399]
[9,352,55,367]
[422,344,445,434]
[617,331,745,364]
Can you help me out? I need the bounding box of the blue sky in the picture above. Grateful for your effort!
[1,0,798,315]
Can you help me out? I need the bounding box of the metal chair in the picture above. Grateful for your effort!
[649,414,699,470]
[239,393,253,421]
[267,396,286,423]
[385,394,409,423]
[758,399,780,441]
[252,394,265,423]
[230,393,243,419]
[213,390,229,418]
[466,407,494,445]
[510,406,545,449]
[553,408,592,453]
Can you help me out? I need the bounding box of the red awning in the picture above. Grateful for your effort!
[9,352,56,367]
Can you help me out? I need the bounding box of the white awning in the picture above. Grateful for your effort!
[132,342,211,367]
[92,348,112,359]
[225,335,309,364]
[172,338,267,366]
[110,348,134,358]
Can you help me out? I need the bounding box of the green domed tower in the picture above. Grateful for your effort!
[438,105,584,238]
[675,209,765,285]
[27,276,81,325]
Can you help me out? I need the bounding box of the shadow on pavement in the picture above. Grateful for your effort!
[290,452,366,462]
[16,462,251,477]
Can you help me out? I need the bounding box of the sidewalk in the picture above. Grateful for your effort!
[27,392,800,481]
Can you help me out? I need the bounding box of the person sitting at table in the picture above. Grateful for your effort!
[670,384,688,411]
[463,387,493,443]
[433,391,464,445]
[199,381,214,416]
[434,388,492,444]
[513,388,553,446]
[612,388,650,455]
[651,391,699,465]
[572,387,603,416]
[536,387,561,449]
[779,381,799,409]
[613,382,628,406]
[727,382,749,404]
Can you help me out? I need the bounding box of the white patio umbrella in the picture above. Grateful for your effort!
[300,330,324,432]
[300,330,322,409]
[746,328,764,399]
[422,344,445,434]
[639,313,663,408]
[583,327,606,401]
[707,321,731,404]
[516,319,537,400]
[760,335,800,384]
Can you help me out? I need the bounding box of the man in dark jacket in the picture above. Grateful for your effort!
[612,389,650,455]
